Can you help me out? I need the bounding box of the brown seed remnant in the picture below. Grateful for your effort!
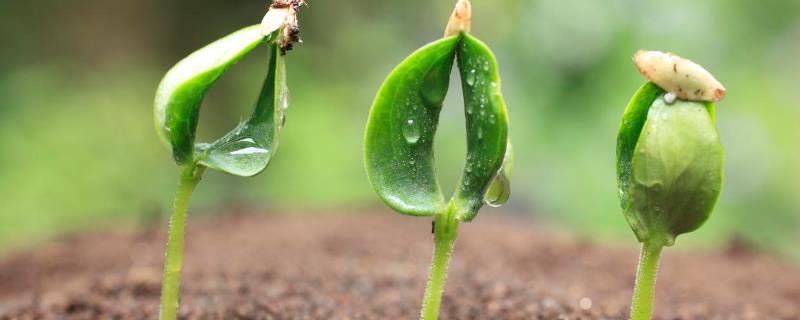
[261,0,305,55]
[633,50,726,102]
[444,0,471,38]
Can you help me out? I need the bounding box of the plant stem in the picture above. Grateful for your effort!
[629,240,664,320]
[420,205,459,320]
[159,165,205,320]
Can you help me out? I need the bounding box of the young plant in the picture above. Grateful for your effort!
[364,1,512,318]
[153,2,303,319]
[617,50,726,320]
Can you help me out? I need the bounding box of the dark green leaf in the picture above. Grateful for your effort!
[452,33,510,222]
[196,43,286,177]
[619,92,723,245]
[154,25,273,165]
[364,36,459,216]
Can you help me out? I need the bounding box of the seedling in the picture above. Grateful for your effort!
[152,2,303,319]
[617,50,725,320]
[364,1,511,318]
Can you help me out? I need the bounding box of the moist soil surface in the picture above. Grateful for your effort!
[0,211,798,320]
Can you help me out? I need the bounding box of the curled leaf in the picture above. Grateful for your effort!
[154,25,272,164]
[364,36,459,216]
[452,33,510,222]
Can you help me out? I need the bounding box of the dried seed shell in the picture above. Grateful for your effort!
[444,0,471,37]
[633,50,726,102]
[260,8,291,36]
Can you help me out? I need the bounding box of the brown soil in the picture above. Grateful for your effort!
[0,210,798,320]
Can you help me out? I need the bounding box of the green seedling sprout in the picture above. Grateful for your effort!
[364,1,512,318]
[617,50,725,320]
[153,2,303,319]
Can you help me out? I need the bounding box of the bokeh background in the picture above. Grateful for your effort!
[1,0,798,258]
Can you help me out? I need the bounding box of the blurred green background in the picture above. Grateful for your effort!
[1,0,798,258]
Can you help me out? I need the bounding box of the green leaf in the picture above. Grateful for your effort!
[154,25,274,165]
[452,33,510,222]
[617,82,664,211]
[364,36,459,216]
[196,43,286,177]
[619,92,723,245]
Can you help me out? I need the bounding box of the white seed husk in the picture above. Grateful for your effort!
[444,0,471,38]
[633,50,726,102]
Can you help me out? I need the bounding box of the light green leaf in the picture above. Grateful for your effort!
[617,82,664,211]
[619,90,723,245]
[154,25,275,165]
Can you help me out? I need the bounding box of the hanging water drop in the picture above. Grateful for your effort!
[402,119,420,144]
[483,169,511,207]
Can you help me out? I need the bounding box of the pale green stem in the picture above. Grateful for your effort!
[630,241,664,320]
[159,165,205,320]
[420,205,459,320]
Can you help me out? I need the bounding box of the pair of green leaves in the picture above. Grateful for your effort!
[616,82,723,246]
[154,25,288,177]
[364,33,511,222]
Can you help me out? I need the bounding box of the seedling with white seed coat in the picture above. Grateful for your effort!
[617,50,725,320]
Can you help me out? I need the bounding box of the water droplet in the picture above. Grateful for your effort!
[664,92,676,105]
[484,168,511,207]
[489,114,497,124]
[402,119,420,144]
[482,60,490,71]
[466,165,472,173]
[229,147,270,155]
[477,127,483,139]
[408,159,416,166]
[465,69,477,86]
[490,82,497,88]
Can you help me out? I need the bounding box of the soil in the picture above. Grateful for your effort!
[0,210,798,320]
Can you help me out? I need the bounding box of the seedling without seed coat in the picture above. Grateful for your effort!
[365,1,512,319]
[617,50,725,320]
[152,3,303,319]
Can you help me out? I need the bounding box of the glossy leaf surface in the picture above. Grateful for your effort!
[364,36,459,216]
[154,25,272,165]
[452,33,509,222]
[196,43,286,176]
[617,87,723,245]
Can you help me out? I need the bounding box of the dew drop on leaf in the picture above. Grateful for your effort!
[403,119,421,144]
[465,69,477,86]
[484,168,511,207]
